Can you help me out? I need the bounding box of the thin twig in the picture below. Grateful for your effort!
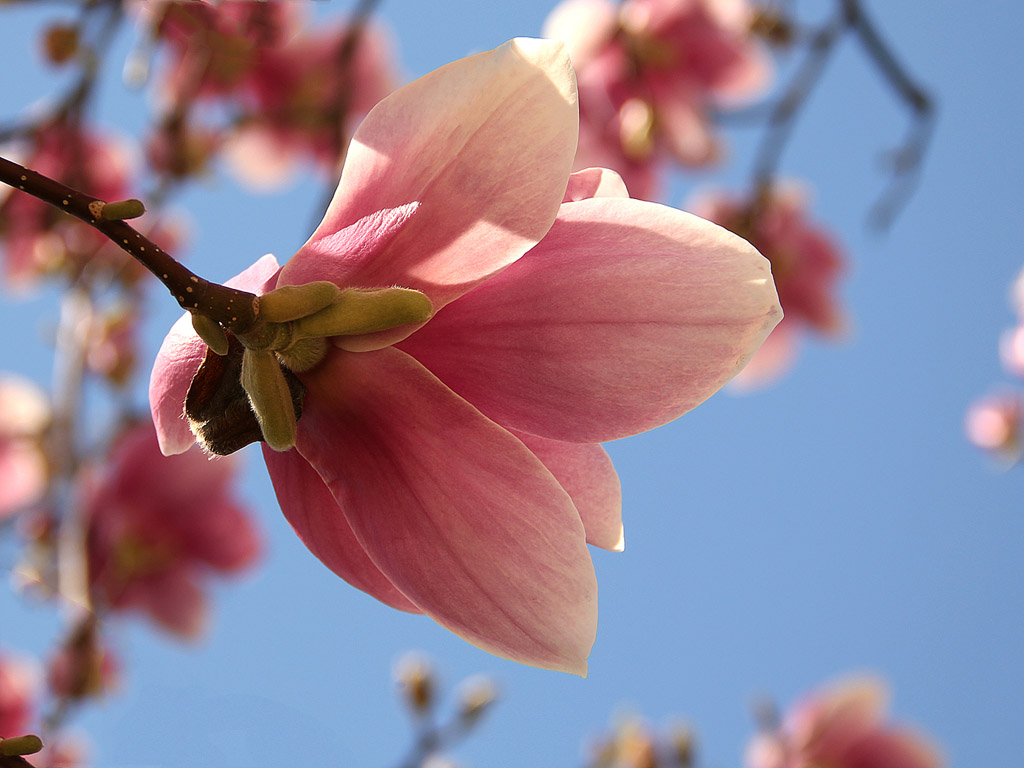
[842,0,935,228]
[0,155,258,333]
[751,7,845,197]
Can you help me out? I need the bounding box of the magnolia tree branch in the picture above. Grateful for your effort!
[0,155,258,333]
[841,0,935,228]
[750,0,934,227]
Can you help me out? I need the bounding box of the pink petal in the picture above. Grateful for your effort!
[400,197,781,443]
[511,430,623,551]
[136,570,207,640]
[563,167,630,202]
[651,82,720,166]
[843,730,944,768]
[729,321,799,392]
[281,38,579,311]
[295,347,597,675]
[149,254,280,455]
[0,443,46,519]
[542,0,619,67]
[262,445,421,614]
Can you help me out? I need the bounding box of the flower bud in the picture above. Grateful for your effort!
[100,199,146,221]
[0,735,43,757]
[393,653,435,715]
[42,24,78,65]
[456,674,497,726]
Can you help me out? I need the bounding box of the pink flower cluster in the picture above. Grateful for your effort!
[544,0,771,199]
[152,39,781,673]
[81,421,261,638]
[142,0,396,188]
[747,676,942,768]
[965,266,1024,462]
[0,123,142,290]
[691,185,845,388]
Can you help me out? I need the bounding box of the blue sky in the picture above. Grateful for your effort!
[1,1,1023,766]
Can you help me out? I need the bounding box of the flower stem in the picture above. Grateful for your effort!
[0,155,258,333]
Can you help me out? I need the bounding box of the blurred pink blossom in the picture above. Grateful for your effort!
[147,0,306,101]
[143,1,396,187]
[544,0,771,199]
[0,653,37,738]
[0,376,50,521]
[998,325,1024,378]
[81,421,260,639]
[223,21,397,187]
[965,390,1024,463]
[84,306,139,387]
[151,39,780,673]
[0,123,139,289]
[691,184,845,388]
[747,676,942,768]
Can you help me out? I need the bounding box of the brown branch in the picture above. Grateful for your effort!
[751,6,845,197]
[0,155,258,333]
[748,0,934,228]
[842,0,935,229]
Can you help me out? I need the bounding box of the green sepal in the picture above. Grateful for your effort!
[191,312,229,356]
[293,287,433,339]
[240,348,297,451]
[259,281,342,323]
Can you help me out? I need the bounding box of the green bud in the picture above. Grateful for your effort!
[240,348,297,451]
[259,281,342,323]
[0,735,44,757]
[293,287,433,339]
[100,198,146,221]
[191,312,229,356]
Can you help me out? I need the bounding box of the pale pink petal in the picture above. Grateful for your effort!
[651,83,720,166]
[262,446,421,614]
[0,443,47,518]
[729,321,799,392]
[295,347,597,675]
[563,167,630,202]
[511,430,623,551]
[281,38,579,311]
[542,0,619,67]
[400,197,780,443]
[149,254,280,455]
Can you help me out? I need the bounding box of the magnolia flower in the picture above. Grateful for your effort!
[691,184,844,389]
[544,0,771,199]
[151,39,780,673]
[747,676,942,768]
[81,421,260,638]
